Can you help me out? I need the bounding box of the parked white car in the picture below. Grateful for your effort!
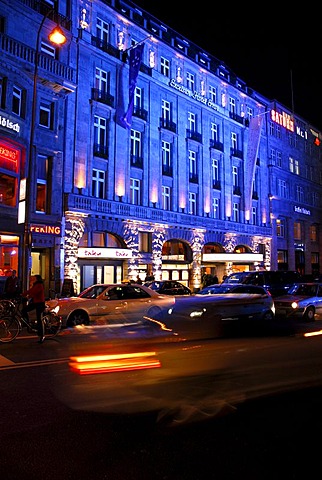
[47,283,175,328]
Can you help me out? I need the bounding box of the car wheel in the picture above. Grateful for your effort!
[304,307,315,322]
[67,310,90,327]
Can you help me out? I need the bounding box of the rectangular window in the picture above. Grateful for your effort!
[212,197,220,219]
[12,85,22,116]
[96,17,109,44]
[233,202,239,222]
[310,225,318,242]
[130,178,140,205]
[208,85,217,103]
[210,122,218,142]
[277,179,288,198]
[161,99,171,121]
[40,41,56,58]
[212,158,219,183]
[229,97,236,113]
[92,232,105,246]
[94,116,108,157]
[186,72,195,90]
[162,141,171,175]
[134,86,142,109]
[95,67,109,92]
[188,111,196,131]
[0,173,17,207]
[231,132,238,149]
[251,206,257,225]
[36,155,48,213]
[188,192,197,215]
[39,101,53,129]
[296,185,304,203]
[160,57,170,77]
[130,129,142,158]
[92,169,105,199]
[294,221,302,240]
[276,218,285,237]
[162,185,171,210]
[189,150,197,175]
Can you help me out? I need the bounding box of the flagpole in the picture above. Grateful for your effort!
[124,35,152,53]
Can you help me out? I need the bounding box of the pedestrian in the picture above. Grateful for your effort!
[136,275,143,284]
[3,269,20,299]
[22,275,46,343]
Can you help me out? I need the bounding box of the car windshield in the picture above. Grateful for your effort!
[198,285,233,294]
[288,284,318,296]
[79,285,107,299]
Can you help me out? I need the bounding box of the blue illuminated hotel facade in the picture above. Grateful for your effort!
[0,0,321,293]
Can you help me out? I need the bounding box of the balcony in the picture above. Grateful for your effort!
[186,129,202,143]
[0,33,76,93]
[93,144,108,159]
[229,111,245,125]
[230,147,243,159]
[189,173,199,183]
[91,36,121,60]
[210,139,224,151]
[233,186,242,196]
[162,164,173,176]
[133,106,148,121]
[159,118,177,133]
[91,88,114,107]
[130,155,143,168]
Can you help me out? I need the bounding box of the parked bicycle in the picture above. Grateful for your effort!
[0,296,62,343]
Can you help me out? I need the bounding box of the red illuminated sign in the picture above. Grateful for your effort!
[0,143,20,172]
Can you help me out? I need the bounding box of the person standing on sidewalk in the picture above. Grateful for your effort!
[3,269,20,299]
[22,275,46,343]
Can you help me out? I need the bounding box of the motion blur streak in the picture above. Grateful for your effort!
[69,351,161,375]
[143,316,174,331]
[304,330,322,337]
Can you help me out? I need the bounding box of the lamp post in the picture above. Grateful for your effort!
[21,11,67,292]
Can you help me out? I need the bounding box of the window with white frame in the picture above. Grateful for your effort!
[96,17,109,43]
[186,71,195,90]
[251,206,257,225]
[312,191,319,206]
[188,111,196,131]
[36,154,48,213]
[189,150,197,178]
[296,185,304,202]
[276,150,282,167]
[188,192,197,215]
[212,157,219,184]
[231,131,238,149]
[162,141,171,174]
[276,218,285,237]
[161,99,171,121]
[289,157,294,173]
[130,129,142,158]
[212,197,220,219]
[208,85,217,103]
[246,106,253,120]
[160,57,170,77]
[130,178,140,205]
[294,159,299,175]
[210,122,218,142]
[232,165,239,187]
[233,202,240,222]
[229,97,236,113]
[277,179,288,198]
[39,100,53,129]
[94,116,108,153]
[12,85,22,116]
[95,67,109,92]
[162,185,171,210]
[134,86,142,109]
[92,169,105,199]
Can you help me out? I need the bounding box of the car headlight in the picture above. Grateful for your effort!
[291,301,299,309]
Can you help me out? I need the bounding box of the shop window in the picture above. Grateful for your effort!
[276,218,285,237]
[310,225,318,242]
[0,235,19,276]
[294,222,302,241]
[36,181,47,212]
[93,232,104,246]
[0,173,17,206]
[79,232,88,247]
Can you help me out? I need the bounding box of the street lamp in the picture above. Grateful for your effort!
[21,11,67,292]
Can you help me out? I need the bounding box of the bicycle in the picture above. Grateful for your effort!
[0,296,62,343]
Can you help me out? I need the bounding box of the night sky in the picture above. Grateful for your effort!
[132,1,322,131]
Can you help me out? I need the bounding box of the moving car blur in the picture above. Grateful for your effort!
[144,280,191,295]
[274,282,322,321]
[46,283,175,327]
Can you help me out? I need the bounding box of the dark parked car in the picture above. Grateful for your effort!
[274,282,322,321]
[144,280,191,296]
[222,272,251,284]
[197,283,273,296]
[241,270,302,297]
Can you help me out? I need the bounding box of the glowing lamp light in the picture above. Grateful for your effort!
[314,137,321,146]
[48,26,67,45]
